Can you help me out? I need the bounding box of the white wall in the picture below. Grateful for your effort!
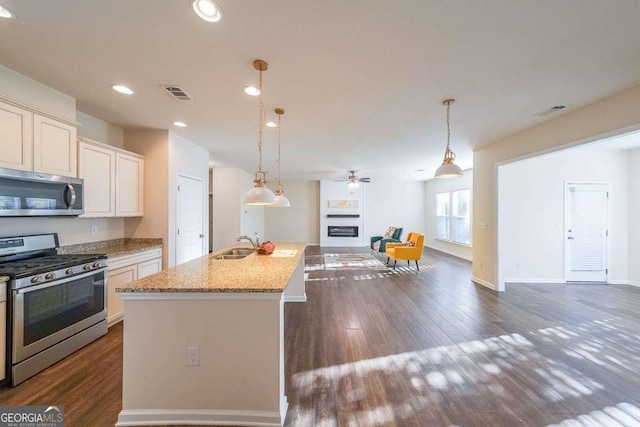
[76,111,125,149]
[125,130,170,268]
[0,64,75,120]
[168,132,210,267]
[240,171,265,242]
[499,149,628,284]
[320,181,365,247]
[424,171,473,260]
[629,148,640,286]
[211,168,242,251]
[264,180,319,244]
[364,180,427,248]
[211,168,265,250]
[473,83,640,291]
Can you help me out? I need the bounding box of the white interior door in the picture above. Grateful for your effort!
[176,175,205,265]
[564,183,608,282]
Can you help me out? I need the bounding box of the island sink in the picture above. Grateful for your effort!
[211,247,255,259]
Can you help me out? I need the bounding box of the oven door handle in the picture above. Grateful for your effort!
[15,267,107,294]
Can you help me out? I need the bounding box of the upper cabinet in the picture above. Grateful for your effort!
[115,152,144,216]
[0,102,33,172]
[33,114,77,177]
[0,97,77,177]
[78,137,144,217]
[78,140,116,216]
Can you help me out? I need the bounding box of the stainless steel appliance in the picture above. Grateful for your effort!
[0,167,83,216]
[0,233,107,386]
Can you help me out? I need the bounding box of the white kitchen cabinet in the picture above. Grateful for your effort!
[0,101,33,172]
[33,114,77,177]
[115,152,144,216]
[78,141,116,216]
[0,280,6,382]
[106,264,135,327]
[0,97,78,177]
[78,137,144,217]
[107,248,161,326]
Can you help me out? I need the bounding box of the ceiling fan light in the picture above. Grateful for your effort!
[348,180,359,188]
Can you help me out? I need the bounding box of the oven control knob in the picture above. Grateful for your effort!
[65,268,74,275]
[31,276,41,283]
[83,264,92,270]
[92,262,101,268]
[45,273,55,280]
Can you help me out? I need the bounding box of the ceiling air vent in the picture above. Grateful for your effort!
[533,105,566,117]
[162,85,193,101]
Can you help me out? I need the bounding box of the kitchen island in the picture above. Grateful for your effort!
[115,243,306,427]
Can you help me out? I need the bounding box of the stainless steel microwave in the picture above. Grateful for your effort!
[0,167,83,216]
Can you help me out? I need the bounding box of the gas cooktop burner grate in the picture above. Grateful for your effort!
[0,254,107,279]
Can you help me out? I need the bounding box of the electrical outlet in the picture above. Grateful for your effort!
[90,225,98,235]
[516,261,521,270]
[186,346,199,366]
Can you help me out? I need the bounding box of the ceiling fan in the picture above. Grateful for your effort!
[334,171,371,188]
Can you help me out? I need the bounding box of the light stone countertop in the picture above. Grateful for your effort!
[116,242,307,293]
[58,238,162,258]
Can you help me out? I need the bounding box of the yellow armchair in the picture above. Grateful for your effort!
[386,232,425,272]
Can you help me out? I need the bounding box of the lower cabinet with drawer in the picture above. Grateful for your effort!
[107,248,162,326]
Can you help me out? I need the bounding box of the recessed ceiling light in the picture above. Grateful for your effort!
[265,121,277,128]
[0,5,15,19]
[192,0,223,23]
[173,121,187,127]
[112,84,134,95]
[244,86,260,96]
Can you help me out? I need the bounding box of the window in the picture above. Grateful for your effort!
[436,189,471,245]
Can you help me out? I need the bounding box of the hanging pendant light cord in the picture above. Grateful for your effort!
[446,100,451,151]
[257,68,265,173]
[277,113,282,186]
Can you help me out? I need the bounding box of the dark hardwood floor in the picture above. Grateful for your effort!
[2,246,640,426]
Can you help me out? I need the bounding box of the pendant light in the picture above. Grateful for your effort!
[244,59,276,205]
[271,108,291,208]
[434,99,464,179]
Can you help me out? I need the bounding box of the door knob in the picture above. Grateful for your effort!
[199,234,204,238]
[567,236,574,240]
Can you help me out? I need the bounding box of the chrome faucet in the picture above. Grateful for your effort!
[236,235,256,248]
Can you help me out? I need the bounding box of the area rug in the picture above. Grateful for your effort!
[306,252,392,271]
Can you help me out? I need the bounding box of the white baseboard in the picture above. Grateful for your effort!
[425,245,472,262]
[471,276,498,291]
[108,313,123,328]
[284,294,307,303]
[627,280,640,288]
[116,405,286,427]
[504,278,564,284]
[608,279,628,285]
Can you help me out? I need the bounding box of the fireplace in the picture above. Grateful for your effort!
[328,226,359,238]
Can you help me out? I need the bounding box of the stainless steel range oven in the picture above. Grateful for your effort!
[0,233,108,386]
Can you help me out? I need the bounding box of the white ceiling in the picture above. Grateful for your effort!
[1,0,640,181]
